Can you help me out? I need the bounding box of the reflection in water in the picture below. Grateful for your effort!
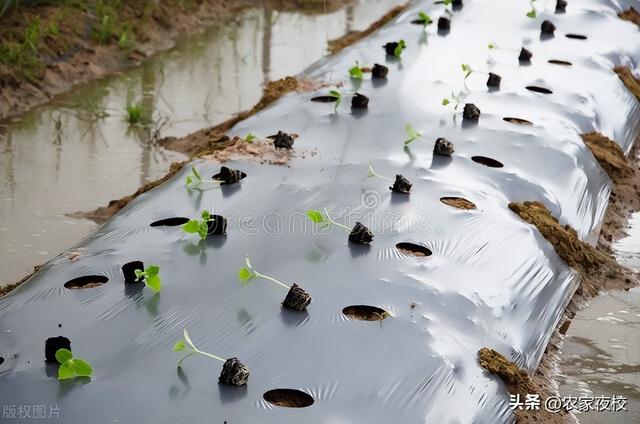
[0,0,404,284]
[559,213,640,423]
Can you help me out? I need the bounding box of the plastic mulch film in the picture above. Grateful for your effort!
[1,0,639,423]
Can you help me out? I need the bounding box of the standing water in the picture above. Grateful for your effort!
[0,0,404,285]
[559,213,640,423]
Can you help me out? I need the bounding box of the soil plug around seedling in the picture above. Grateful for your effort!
[351,93,369,109]
[270,131,295,149]
[437,17,451,31]
[45,336,71,362]
[183,210,227,240]
[556,0,567,12]
[122,261,144,284]
[239,255,311,311]
[174,328,249,386]
[463,103,481,121]
[134,265,162,292]
[55,348,93,380]
[306,208,374,244]
[486,72,501,88]
[363,163,412,194]
[383,40,406,57]
[371,63,388,79]
[434,138,454,156]
[541,20,556,36]
[518,47,533,62]
[460,64,501,89]
[212,166,246,185]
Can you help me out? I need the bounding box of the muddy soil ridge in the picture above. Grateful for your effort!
[0,0,352,120]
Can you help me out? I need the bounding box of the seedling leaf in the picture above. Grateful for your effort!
[306,210,324,224]
[349,65,364,79]
[442,98,450,106]
[72,359,93,377]
[526,10,536,18]
[192,167,203,181]
[173,340,186,351]
[201,210,211,221]
[55,348,73,364]
[418,12,432,25]
[404,124,422,145]
[58,362,74,380]
[238,267,254,283]
[146,275,161,292]
[183,220,199,233]
[146,266,159,277]
[394,39,406,58]
[245,132,256,143]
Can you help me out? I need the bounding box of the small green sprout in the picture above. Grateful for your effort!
[244,132,257,143]
[55,348,93,380]
[125,103,144,125]
[404,124,423,145]
[461,63,473,79]
[394,39,406,58]
[329,90,342,112]
[349,61,364,79]
[488,41,498,50]
[174,328,225,368]
[442,91,463,110]
[363,162,392,181]
[134,265,162,292]
[526,0,537,18]
[306,208,352,233]
[183,211,212,240]
[417,11,433,28]
[185,166,222,190]
[238,255,290,289]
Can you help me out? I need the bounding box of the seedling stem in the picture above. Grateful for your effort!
[239,255,290,289]
[174,328,225,368]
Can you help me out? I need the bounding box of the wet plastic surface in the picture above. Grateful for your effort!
[1,0,640,422]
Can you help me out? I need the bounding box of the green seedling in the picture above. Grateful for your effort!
[183,211,213,240]
[174,328,225,368]
[404,124,423,145]
[363,162,392,181]
[442,91,463,110]
[306,208,351,234]
[55,348,93,380]
[461,63,473,80]
[238,255,290,290]
[416,11,433,29]
[134,265,162,292]
[185,167,222,190]
[329,90,342,112]
[488,41,499,50]
[125,103,144,125]
[394,39,406,58]
[349,61,364,79]
[526,0,537,18]
[244,132,257,143]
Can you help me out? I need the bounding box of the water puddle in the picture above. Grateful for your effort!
[558,213,640,423]
[0,0,404,285]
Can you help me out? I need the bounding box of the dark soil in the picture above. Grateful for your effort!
[541,20,556,35]
[342,305,388,321]
[63,275,108,289]
[263,388,315,407]
[271,131,295,149]
[614,66,640,102]
[207,215,228,236]
[486,72,501,88]
[348,222,374,244]
[122,261,144,284]
[462,103,480,121]
[440,197,476,210]
[390,174,412,194]
[518,47,532,62]
[327,4,407,54]
[556,0,567,13]
[433,137,454,156]
[351,92,369,109]
[45,336,71,362]
[282,283,312,311]
[219,357,250,386]
[212,166,247,185]
[371,63,388,79]
[383,41,400,56]
[619,7,640,26]
[437,17,450,31]
[396,242,432,257]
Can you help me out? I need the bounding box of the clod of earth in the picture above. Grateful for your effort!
[472,156,503,168]
[212,166,246,185]
[351,93,369,109]
[526,85,553,94]
[122,261,144,284]
[219,357,250,386]
[614,66,640,102]
[64,275,109,289]
[270,131,295,149]
[349,222,374,244]
[556,0,567,12]
[434,137,454,156]
[437,17,451,31]
[440,197,477,210]
[503,117,533,126]
[371,63,388,79]
[618,7,640,26]
[581,132,634,179]
[477,348,537,398]
[518,47,533,62]
[462,103,480,121]
[565,34,587,40]
[486,72,501,88]
[263,389,315,408]
[342,305,389,321]
[541,20,556,36]
[396,242,432,257]
[383,41,400,56]
[45,336,71,362]
[207,215,228,236]
[282,283,312,311]
[390,174,412,194]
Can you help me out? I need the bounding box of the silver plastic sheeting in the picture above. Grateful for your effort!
[1,0,639,423]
